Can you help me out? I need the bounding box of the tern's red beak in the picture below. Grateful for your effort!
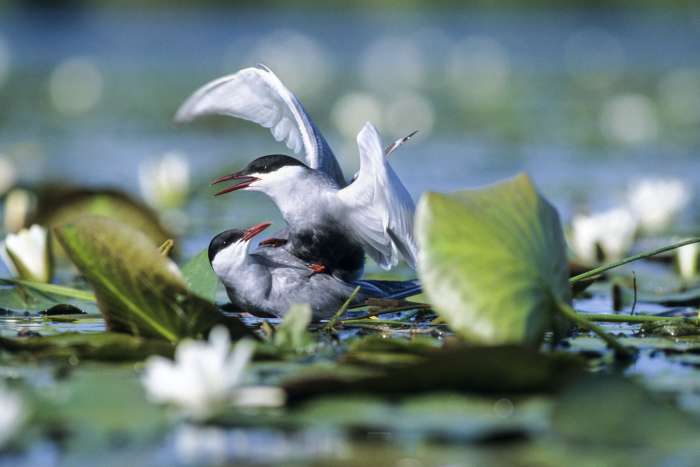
[211,172,260,196]
[242,222,272,242]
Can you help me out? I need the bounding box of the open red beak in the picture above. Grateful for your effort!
[211,172,260,196]
[242,222,272,242]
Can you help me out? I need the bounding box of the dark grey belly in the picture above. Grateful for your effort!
[288,225,365,281]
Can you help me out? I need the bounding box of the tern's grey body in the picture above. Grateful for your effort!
[209,224,420,319]
[177,65,418,279]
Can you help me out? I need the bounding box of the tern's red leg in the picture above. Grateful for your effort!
[307,263,327,277]
[259,238,288,248]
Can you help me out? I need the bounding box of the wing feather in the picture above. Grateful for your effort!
[338,122,418,269]
[175,65,346,186]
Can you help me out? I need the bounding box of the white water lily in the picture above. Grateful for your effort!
[1,224,52,282]
[626,178,692,234]
[142,327,284,420]
[3,188,36,233]
[0,156,16,196]
[0,382,25,449]
[138,151,191,210]
[570,208,638,265]
[676,242,699,280]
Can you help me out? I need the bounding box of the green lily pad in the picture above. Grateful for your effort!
[54,216,254,343]
[283,345,584,404]
[0,332,174,361]
[27,185,174,258]
[553,376,700,448]
[0,282,96,315]
[416,173,572,345]
[273,304,315,353]
[180,248,219,302]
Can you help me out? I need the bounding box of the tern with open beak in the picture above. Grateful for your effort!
[208,222,421,319]
[176,65,418,281]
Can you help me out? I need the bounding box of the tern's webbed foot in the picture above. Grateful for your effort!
[307,262,328,277]
[259,238,288,248]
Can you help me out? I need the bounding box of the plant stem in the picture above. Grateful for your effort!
[557,301,635,360]
[570,237,700,283]
[582,313,698,325]
[341,319,447,327]
[323,286,361,331]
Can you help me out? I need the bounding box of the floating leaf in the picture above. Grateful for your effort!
[416,173,571,345]
[33,366,170,447]
[284,345,583,404]
[27,185,174,257]
[0,332,173,361]
[181,248,219,302]
[273,304,314,353]
[54,216,254,343]
[640,319,700,337]
[553,376,700,447]
[0,282,96,315]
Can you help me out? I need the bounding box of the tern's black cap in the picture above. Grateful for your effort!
[208,229,245,262]
[239,154,307,176]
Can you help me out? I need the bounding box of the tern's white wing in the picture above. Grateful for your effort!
[338,122,417,270]
[175,65,346,187]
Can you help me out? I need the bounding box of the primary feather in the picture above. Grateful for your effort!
[175,65,346,187]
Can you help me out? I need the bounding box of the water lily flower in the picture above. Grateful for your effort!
[138,151,191,210]
[0,382,25,449]
[676,242,699,280]
[0,155,17,196]
[626,178,692,234]
[1,224,53,282]
[142,327,284,420]
[570,208,638,265]
[3,188,36,233]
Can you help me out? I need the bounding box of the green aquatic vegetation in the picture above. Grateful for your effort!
[553,376,700,448]
[0,332,174,361]
[272,304,315,354]
[28,185,175,258]
[54,216,253,343]
[0,280,97,315]
[180,248,219,302]
[283,345,585,404]
[569,237,700,284]
[416,173,572,345]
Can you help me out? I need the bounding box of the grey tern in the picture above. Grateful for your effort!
[208,222,421,319]
[176,65,418,281]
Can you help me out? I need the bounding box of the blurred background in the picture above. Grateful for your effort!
[0,0,699,259]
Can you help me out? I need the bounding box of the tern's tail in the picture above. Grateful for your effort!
[353,278,422,300]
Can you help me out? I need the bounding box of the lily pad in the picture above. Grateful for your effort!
[283,345,584,404]
[54,216,254,343]
[553,376,700,448]
[273,304,314,353]
[0,332,174,361]
[27,185,174,257]
[181,248,219,302]
[416,173,571,345]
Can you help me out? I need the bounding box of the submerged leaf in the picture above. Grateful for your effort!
[416,173,571,345]
[181,248,219,302]
[54,216,253,343]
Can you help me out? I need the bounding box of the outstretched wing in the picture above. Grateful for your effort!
[338,122,418,270]
[175,65,346,187]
